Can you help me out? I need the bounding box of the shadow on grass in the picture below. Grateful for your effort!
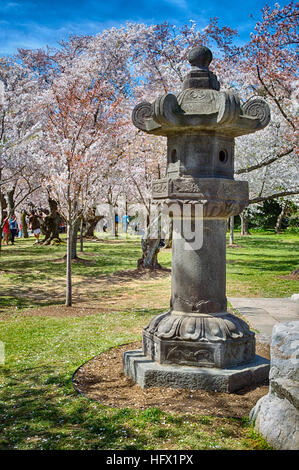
[0,364,155,450]
[0,243,144,280]
[0,360,257,450]
[1,235,297,311]
[228,236,298,251]
[226,237,298,274]
[0,266,171,312]
[4,361,242,451]
[0,287,65,311]
[226,257,297,274]
[0,296,32,310]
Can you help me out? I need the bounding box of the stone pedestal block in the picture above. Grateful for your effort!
[143,311,256,368]
[123,349,269,393]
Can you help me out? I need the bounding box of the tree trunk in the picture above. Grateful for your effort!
[21,211,29,238]
[41,197,61,245]
[229,216,234,244]
[165,218,173,248]
[240,210,250,236]
[7,187,15,217]
[138,238,162,269]
[0,190,7,219]
[82,209,101,237]
[66,221,72,307]
[71,217,81,259]
[80,216,84,252]
[137,211,162,269]
[275,201,289,234]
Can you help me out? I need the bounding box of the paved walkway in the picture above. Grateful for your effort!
[228,297,299,340]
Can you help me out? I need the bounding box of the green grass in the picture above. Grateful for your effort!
[225,232,299,297]
[0,232,298,310]
[0,312,272,450]
[1,231,297,450]
[0,236,144,309]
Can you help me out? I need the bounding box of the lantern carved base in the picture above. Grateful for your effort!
[143,311,255,368]
[123,349,270,393]
[123,311,270,393]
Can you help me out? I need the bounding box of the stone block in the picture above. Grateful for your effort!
[143,331,255,369]
[123,349,269,393]
[250,321,299,450]
[269,321,299,383]
[143,311,256,368]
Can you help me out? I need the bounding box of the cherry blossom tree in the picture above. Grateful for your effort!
[220,2,298,240]
[4,3,296,277]
[38,55,124,306]
[91,15,297,265]
[121,131,167,268]
[230,2,297,192]
[0,57,42,249]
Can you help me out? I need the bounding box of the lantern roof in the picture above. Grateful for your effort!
[132,45,270,138]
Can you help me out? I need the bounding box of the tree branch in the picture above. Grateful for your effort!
[249,189,299,204]
[236,148,294,174]
[256,65,296,131]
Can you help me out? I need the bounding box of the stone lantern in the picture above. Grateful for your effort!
[123,46,271,392]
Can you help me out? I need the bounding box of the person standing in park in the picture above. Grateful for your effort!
[9,214,18,245]
[18,219,23,238]
[115,214,119,237]
[2,213,10,245]
[28,210,41,244]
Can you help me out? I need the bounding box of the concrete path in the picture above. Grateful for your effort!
[228,297,299,340]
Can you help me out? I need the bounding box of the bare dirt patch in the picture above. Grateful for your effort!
[105,267,171,282]
[52,255,99,265]
[73,341,270,418]
[278,274,299,281]
[0,268,172,319]
[15,305,109,318]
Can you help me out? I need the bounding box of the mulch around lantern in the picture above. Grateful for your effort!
[72,341,270,418]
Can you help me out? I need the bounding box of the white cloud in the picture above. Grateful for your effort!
[0,2,21,11]
[0,19,127,55]
[163,0,189,9]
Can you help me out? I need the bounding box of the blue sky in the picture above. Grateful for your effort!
[0,0,291,55]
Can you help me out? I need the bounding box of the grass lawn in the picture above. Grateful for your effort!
[0,231,298,450]
[225,231,299,297]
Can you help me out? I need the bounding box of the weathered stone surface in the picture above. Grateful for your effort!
[131,101,155,131]
[166,134,235,179]
[123,349,269,393]
[182,46,220,91]
[249,321,299,450]
[143,331,256,369]
[143,311,256,368]
[269,321,299,383]
[125,44,271,392]
[153,177,230,198]
[250,393,299,450]
[131,46,270,138]
[243,98,271,129]
[152,177,249,217]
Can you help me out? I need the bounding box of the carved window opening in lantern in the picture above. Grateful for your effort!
[219,149,228,164]
[170,148,177,163]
